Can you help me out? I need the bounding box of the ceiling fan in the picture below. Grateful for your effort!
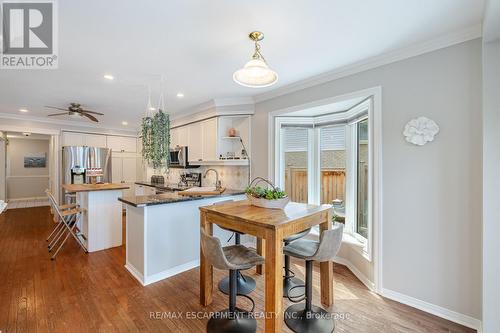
[45,103,104,122]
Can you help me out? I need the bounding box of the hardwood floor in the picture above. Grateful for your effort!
[0,207,475,333]
[6,199,49,210]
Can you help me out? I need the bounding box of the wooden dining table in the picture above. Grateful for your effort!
[199,200,333,332]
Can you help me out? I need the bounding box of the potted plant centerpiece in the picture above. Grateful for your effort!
[245,177,289,209]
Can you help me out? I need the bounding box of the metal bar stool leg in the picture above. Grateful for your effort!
[283,224,344,333]
[283,242,305,298]
[208,269,257,333]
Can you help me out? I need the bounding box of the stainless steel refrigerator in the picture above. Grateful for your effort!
[62,146,112,201]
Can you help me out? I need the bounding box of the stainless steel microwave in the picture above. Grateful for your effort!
[169,146,199,168]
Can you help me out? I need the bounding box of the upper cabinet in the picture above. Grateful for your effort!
[188,121,203,162]
[106,135,137,153]
[62,132,107,148]
[171,115,250,165]
[202,118,218,161]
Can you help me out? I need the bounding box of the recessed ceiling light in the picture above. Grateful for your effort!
[176,92,184,98]
[19,108,29,112]
[103,74,114,80]
[121,121,128,126]
[22,132,31,136]
[148,107,155,111]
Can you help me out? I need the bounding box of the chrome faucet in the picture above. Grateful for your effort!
[204,168,222,190]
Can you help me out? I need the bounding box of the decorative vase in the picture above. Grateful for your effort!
[228,128,237,137]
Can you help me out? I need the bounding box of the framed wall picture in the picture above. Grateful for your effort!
[24,152,47,168]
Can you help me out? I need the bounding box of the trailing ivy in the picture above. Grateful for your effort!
[141,110,170,170]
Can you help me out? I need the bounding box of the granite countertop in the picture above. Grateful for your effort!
[134,181,190,191]
[119,189,246,207]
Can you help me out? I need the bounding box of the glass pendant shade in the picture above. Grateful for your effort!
[233,58,278,88]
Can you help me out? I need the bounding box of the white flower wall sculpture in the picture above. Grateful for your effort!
[403,117,439,146]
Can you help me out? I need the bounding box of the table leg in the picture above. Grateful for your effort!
[256,237,265,275]
[199,211,213,306]
[264,230,283,332]
[320,210,334,306]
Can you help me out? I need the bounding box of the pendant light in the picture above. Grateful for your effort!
[233,31,278,88]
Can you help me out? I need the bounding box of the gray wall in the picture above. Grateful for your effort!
[482,39,500,333]
[252,39,482,319]
[7,138,50,199]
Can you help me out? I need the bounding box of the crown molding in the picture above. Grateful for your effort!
[171,97,255,123]
[0,112,137,134]
[254,24,482,103]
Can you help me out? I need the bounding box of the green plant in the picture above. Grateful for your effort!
[141,110,170,170]
[245,177,287,200]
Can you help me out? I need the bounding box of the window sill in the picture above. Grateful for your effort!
[310,227,372,262]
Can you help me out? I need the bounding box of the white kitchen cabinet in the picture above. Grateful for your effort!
[112,152,137,183]
[122,155,137,183]
[62,132,107,148]
[172,115,250,165]
[107,135,137,153]
[188,122,203,162]
[84,134,107,148]
[62,132,84,146]
[170,128,179,149]
[178,126,189,147]
[202,118,218,161]
[112,152,138,206]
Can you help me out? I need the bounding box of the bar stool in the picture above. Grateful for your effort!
[284,223,344,333]
[218,232,257,295]
[214,200,256,296]
[283,228,311,298]
[200,228,264,333]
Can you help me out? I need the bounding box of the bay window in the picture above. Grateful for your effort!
[275,98,373,259]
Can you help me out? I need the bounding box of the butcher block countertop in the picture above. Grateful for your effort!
[62,183,130,192]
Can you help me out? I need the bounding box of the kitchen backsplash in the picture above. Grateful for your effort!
[145,165,250,190]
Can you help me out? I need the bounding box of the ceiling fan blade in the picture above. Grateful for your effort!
[48,112,70,116]
[81,112,99,122]
[81,109,104,115]
[45,106,68,111]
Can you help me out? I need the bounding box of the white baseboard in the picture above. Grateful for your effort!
[381,288,482,332]
[7,196,47,202]
[144,259,200,286]
[125,262,145,286]
[333,256,375,292]
[125,260,201,286]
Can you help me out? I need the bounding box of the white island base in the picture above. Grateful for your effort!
[124,194,245,286]
[77,189,123,252]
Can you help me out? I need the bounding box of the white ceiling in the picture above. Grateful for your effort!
[0,0,484,128]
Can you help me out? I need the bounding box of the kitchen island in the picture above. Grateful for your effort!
[62,183,130,252]
[119,190,246,286]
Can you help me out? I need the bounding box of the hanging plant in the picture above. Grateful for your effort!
[141,115,153,163]
[142,110,170,170]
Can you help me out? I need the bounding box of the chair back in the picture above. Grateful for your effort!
[45,190,63,217]
[310,223,344,262]
[200,228,231,270]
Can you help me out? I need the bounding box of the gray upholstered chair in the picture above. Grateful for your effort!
[200,228,264,333]
[283,228,311,298]
[214,200,257,296]
[283,223,344,333]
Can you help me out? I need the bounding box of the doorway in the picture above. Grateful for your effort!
[1,131,58,210]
